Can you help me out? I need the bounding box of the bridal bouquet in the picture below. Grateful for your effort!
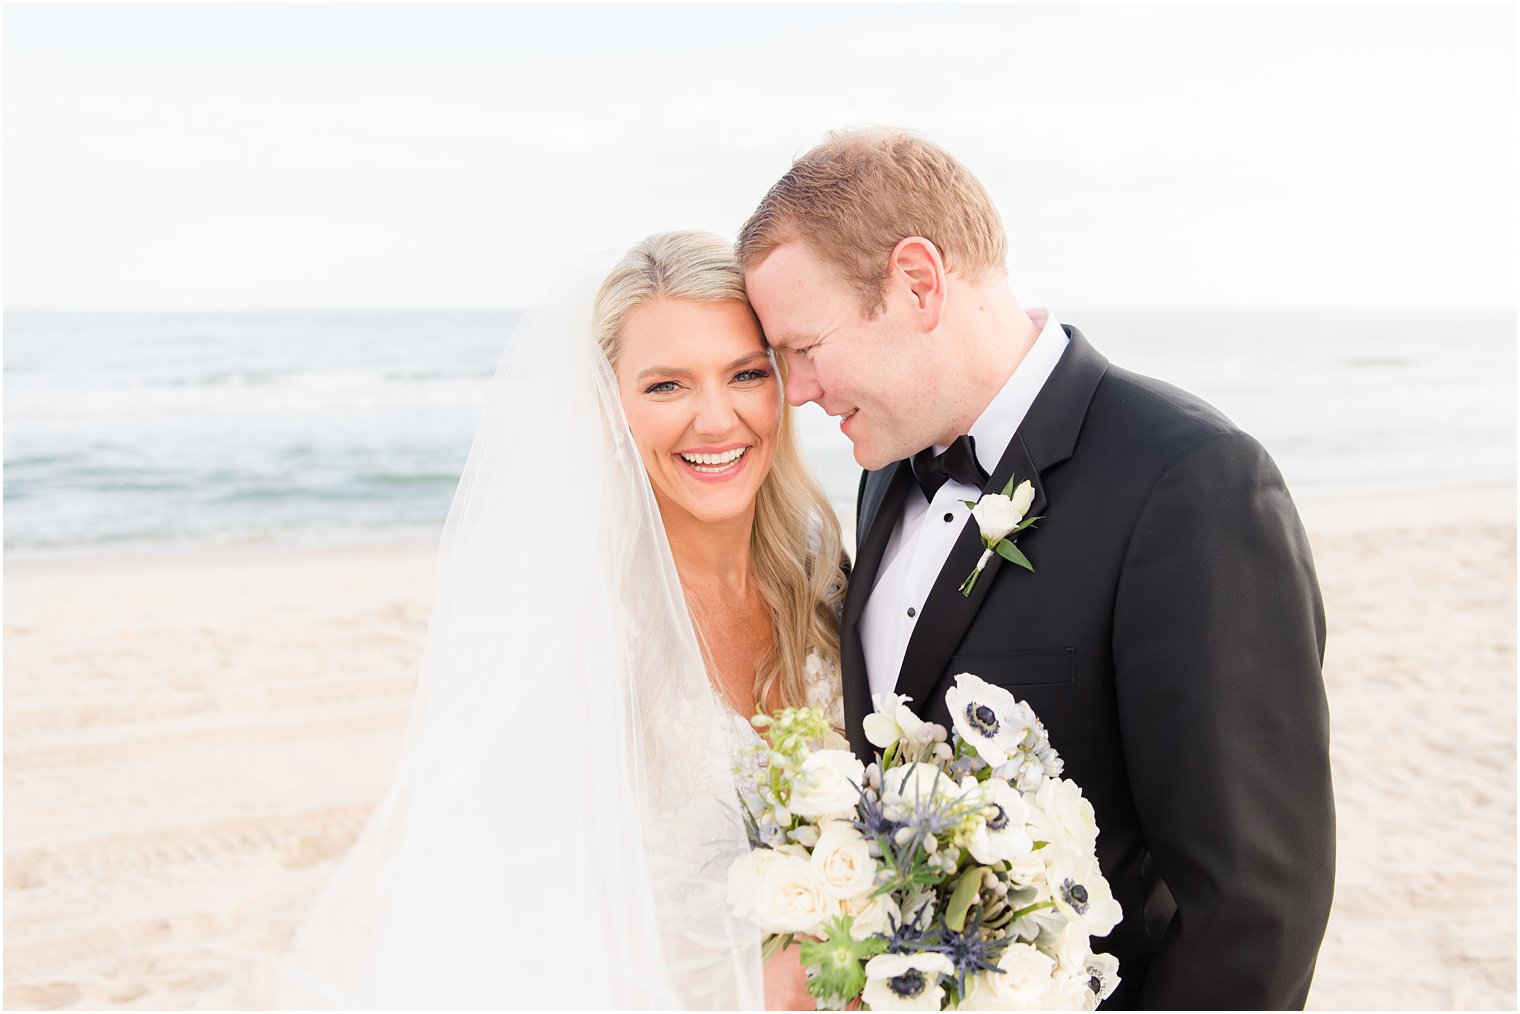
[729,674,1120,1010]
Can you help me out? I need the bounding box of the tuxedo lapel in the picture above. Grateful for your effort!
[842,462,913,757]
[890,326,1109,707]
[893,433,1045,705]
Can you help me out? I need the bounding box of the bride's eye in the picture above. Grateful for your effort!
[644,380,679,394]
[733,369,771,383]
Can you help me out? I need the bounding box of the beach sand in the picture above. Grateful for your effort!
[4,484,1515,1009]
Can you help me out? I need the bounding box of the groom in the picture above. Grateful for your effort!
[739,129,1335,1009]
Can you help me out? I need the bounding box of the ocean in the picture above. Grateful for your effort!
[4,309,1513,557]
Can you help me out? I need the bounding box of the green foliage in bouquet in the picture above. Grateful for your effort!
[797,915,888,1008]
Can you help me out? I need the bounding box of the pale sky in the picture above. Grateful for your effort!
[4,3,1516,311]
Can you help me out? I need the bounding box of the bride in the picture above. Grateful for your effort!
[277,231,847,1009]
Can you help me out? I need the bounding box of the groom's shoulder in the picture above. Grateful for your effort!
[1084,361,1266,472]
[1095,363,1236,436]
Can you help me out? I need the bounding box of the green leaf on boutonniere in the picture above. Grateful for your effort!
[1000,475,1018,497]
[1013,515,1042,533]
[995,540,1034,571]
[961,500,979,511]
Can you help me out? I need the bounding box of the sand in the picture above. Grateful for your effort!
[4,484,1515,1010]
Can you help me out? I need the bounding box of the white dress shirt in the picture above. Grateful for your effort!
[860,310,1070,701]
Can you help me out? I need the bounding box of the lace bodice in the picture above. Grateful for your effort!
[727,647,844,759]
[803,648,846,730]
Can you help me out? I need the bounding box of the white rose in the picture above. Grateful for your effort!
[810,821,877,900]
[863,692,936,750]
[1028,777,1100,861]
[753,853,839,936]
[971,482,1032,542]
[861,952,954,1011]
[841,890,901,941]
[727,846,780,920]
[789,749,865,819]
[961,943,1061,1010]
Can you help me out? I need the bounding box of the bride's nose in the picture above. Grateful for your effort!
[691,386,740,438]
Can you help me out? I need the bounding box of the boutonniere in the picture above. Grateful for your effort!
[958,476,1041,597]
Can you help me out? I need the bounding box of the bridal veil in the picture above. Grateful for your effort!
[276,256,764,1008]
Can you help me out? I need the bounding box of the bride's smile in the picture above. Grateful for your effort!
[675,442,752,480]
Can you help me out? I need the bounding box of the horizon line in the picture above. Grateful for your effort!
[5,305,1517,316]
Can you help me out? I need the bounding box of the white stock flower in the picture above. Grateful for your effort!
[1027,777,1100,861]
[789,749,865,819]
[970,483,1032,543]
[961,943,1061,1009]
[841,890,901,941]
[944,672,1027,767]
[863,692,936,750]
[753,852,840,936]
[810,821,877,900]
[1048,855,1123,938]
[861,952,954,1011]
[960,776,1034,865]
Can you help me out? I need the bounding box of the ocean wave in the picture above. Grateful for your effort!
[3,376,493,420]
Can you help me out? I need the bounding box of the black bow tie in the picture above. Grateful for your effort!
[909,435,989,503]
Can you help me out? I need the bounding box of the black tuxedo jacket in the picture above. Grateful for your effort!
[841,327,1335,1010]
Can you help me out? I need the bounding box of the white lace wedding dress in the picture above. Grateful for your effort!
[724,648,845,763]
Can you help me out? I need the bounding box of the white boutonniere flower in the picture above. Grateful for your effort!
[959,476,1040,596]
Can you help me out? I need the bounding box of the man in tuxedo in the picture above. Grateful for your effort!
[739,129,1335,1009]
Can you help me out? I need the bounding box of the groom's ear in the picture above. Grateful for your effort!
[888,236,947,332]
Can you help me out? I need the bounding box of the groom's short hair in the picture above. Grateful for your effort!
[737,127,1008,316]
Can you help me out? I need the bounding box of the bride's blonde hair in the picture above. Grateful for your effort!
[594,230,845,713]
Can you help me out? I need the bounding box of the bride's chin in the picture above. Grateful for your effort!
[676,485,761,525]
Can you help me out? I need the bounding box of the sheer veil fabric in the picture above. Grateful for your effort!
[276,257,764,1008]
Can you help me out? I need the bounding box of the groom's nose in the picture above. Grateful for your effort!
[783,361,823,407]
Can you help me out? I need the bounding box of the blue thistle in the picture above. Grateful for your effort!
[849,780,902,845]
[880,905,941,954]
[927,906,1010,998]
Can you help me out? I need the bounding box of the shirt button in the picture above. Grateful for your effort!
[943,513,954,523]
[907,607,917,618]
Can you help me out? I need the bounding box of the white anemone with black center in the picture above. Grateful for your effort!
[944,671,1026,767]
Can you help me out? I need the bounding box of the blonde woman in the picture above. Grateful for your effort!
[277,232,843,1009]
